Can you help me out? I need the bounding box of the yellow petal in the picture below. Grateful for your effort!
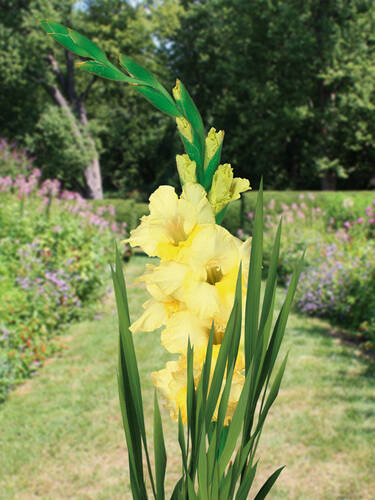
[181,182,215,224]
[184,281,220,319]
[161,311,210,353]
[143,261,189,298]
[149,185,179,219]
[130,299,167,334]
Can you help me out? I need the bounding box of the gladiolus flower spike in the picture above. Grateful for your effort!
[42,21,303,499]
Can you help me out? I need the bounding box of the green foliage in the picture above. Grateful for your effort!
[0,138,32,178]
[295,238,375,353]
[25,106,95,190]
[0,187,122,403]
[92,198,148,231]
[165,0,375,190]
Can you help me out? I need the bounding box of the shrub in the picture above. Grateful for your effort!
[92,198,149,230]
[0,171,126,402]
[295,238,375,352]
[0,138,33,178]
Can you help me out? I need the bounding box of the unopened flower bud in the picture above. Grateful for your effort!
[176,154,197,185]
[172,79,182,102]
[176,116,193,143]
[204,128,224,169]
[208,164,250,214]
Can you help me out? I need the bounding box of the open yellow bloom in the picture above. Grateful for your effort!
[130,261,188,334]
[125,183,214,260]
[152,346,245,424]
[178,224,248,319]
[208,164,250,214]
[133,225,250,352]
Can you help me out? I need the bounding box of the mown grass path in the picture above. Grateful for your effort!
[1,257,374,499]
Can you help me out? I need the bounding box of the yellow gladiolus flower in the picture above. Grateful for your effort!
[152,346,245,424]
[176,154,197,184]
[208,164,251,214]
[125,183,214,260]
[179,224,248,318]
[133,225,250,353]
[204,127,224,169]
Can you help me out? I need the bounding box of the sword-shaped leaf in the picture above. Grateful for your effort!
[135,85,182,117]
[77,60,138,82]
[119,54,173,100]
[253,466,285,500]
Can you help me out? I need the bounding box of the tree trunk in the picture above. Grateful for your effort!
[45,52,103,199]
[84,154,103,199]
[321,170,337,190]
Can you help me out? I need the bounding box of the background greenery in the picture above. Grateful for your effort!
[2,0,375,198]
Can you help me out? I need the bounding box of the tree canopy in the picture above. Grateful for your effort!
[1,0,375,196]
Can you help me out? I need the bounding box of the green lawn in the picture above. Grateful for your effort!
[1,256,374,499]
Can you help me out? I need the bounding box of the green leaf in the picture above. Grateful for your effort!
[207,424,218,481]
[112,247,157,499]
[40,20,92,58]
[154,391,167,500]
[119,54,173,101]
[258,219,282,345]
[171,477,184,500]
[256,354,288,434]
[253,466,285,500]
[69,28,110,64]
[201,325,214,402]
[217,366,254,476]
[202,140,223,190]
[77,60,138,82]
[176,80,205,147]
[245,180,263,372]
[215,205,228,225]
[135,85,182,117]
[112,262,147,498]
[197,421,208,500]
[179,135,202,177]
[220,467,234,500]
[227,266,243,370]
[187,475,198,500]
[235,461,258,500]
[178,411,188,474]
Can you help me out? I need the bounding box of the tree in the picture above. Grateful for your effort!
[0,0,106,197]
[163,0,375,190]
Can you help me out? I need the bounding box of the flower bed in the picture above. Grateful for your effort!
[0,169,127,402]
[235,194,375,354]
